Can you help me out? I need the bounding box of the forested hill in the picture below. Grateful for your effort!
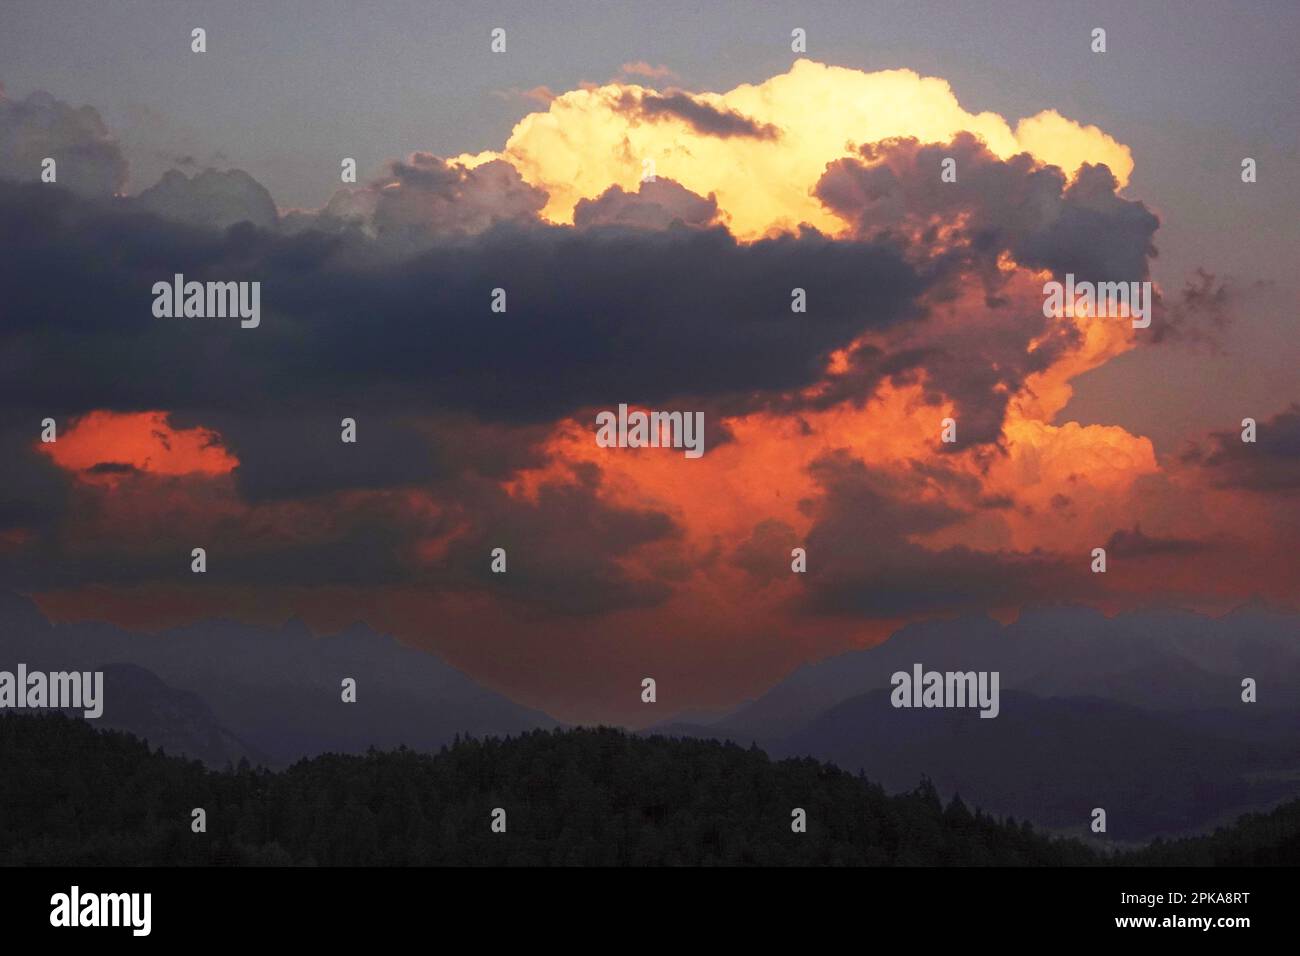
[1,714,1295,866]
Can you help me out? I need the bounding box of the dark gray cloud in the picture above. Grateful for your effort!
[732,518,800,584]
[0,437,681,615]
[1147,268,1236,347]
[439,461,680,616]
[175,410,445,502]
[1183,404,1300,492]
[618,90,779,140]
[0,180,928,426]
[747,276,1077,448]
[816,132,1159,283]
[796,450,1093,617]
[160,407,554,504]
[1103,524,1203,557]
[0,423,70,534]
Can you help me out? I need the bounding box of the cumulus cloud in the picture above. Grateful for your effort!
[135,167,279,230]
[279,154,549,248]
[368,154,548,245]
[802,132,1164,445]
[573,177,719,230]
[467,59,1135,236]
[816,132,1158,282]
[0,89,127,197]
[3,63,1290,719]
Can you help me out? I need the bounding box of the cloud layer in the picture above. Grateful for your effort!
[1,63,1294,723]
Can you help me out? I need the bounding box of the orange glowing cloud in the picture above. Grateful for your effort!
[38,410,237,479]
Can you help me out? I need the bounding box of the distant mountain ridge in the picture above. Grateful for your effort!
[5,595,1299,840]
[88,663,271,768]
[648,605,1300,839]
[777,688,1300,839]
[708,605,1300,744]
[0,592,557,766]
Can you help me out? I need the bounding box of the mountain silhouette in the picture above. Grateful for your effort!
[655,605,1300,838]
[710,606,1300,743]
[775,688,1300,839]
[0,593,556,766]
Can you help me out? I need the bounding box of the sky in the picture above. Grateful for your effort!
[0,0,1297,723]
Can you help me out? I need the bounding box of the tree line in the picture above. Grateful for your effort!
[1,713,1294,866]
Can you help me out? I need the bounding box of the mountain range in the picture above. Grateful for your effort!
[3,594,1297,839]
[650,605,1300,839]
[0,592,555,767]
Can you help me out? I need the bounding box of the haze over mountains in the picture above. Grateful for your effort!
[0,592,555,767]
[653,605,1300,839]
[3,594,1297,839]
[686,606,1300,737]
